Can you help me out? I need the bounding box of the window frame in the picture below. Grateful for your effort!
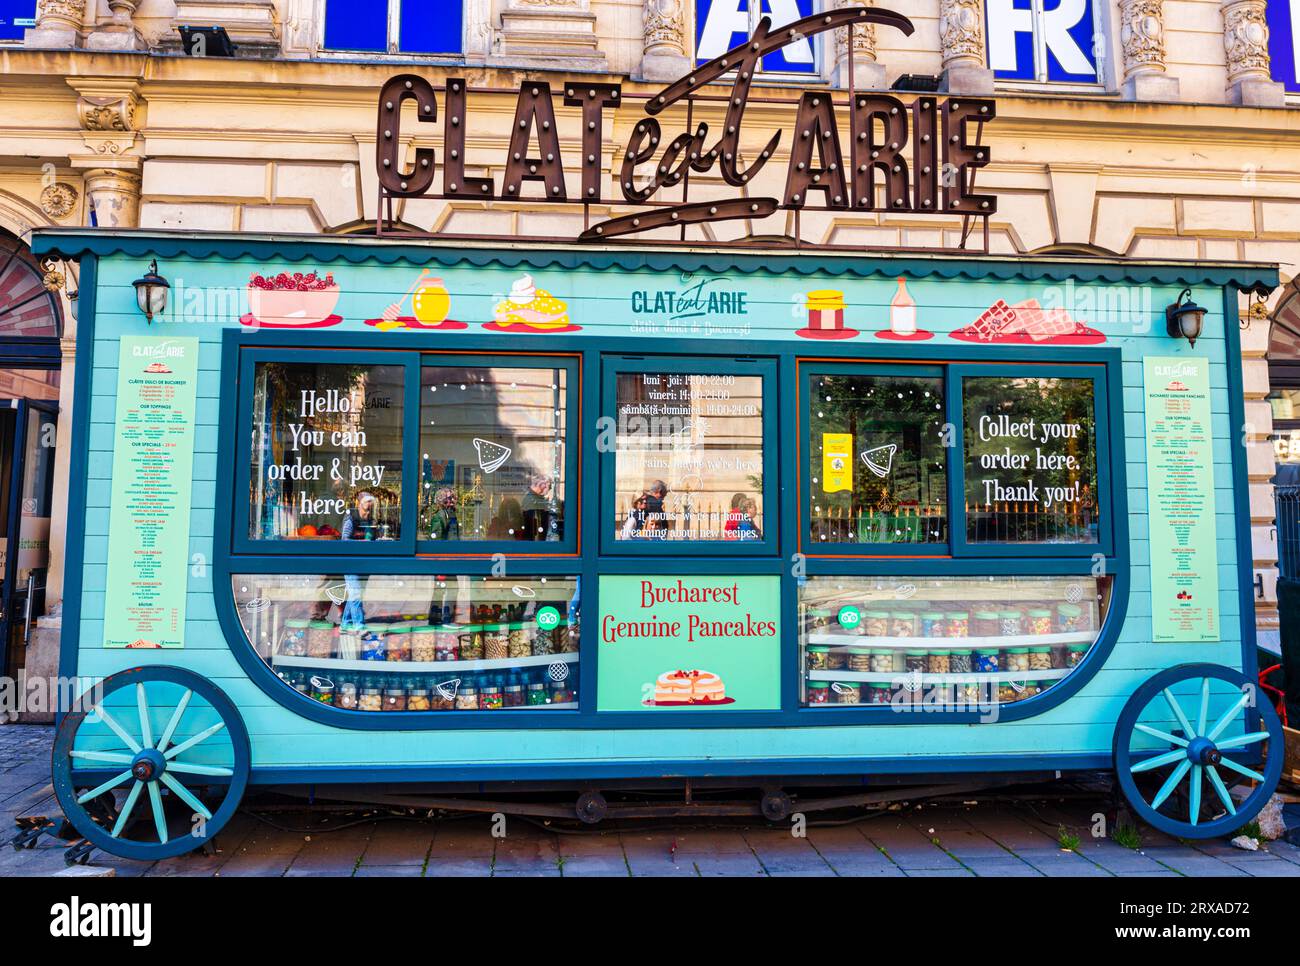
[693,0,825,82]
[319,0,466,58]
[799,361,952,557]
[948,362,1113,559]
[599,353,780,558]
[985,0,1106,88]
[234,346,422,557]
[413,350,582,556]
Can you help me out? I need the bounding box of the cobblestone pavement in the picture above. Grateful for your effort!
[4,724,1299,877]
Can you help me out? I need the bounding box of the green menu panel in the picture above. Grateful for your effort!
[102,336,201,649]
[1143,356,1219,643]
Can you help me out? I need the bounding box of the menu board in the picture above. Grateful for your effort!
[596,575,781,711]
[102,337,200,648]
[1143,357,1219,642]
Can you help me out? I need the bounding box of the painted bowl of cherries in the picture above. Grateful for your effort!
[247,271,340,327]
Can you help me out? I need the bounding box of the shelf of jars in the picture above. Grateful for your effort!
[271,652,578,674]
[806,667,1071,684]
[805,630,1095,649]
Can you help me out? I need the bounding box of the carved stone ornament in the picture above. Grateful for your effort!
[643,0,686,55]
[835,0,877,62]
[36,0,86,23]
[39,182,79,219]
[1119,0,1167,76]
[939,0,985,68]
[1223,0,1271,81]
[77,95,137,132]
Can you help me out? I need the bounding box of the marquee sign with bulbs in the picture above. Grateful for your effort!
[373,4,996,251]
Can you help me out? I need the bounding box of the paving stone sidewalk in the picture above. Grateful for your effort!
[4,724,1298,878]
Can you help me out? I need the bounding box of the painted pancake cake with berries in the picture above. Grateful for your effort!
[645,669,733,706]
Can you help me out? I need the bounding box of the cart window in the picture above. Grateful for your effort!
[248,360,406,542]
[231,574,581,712]
[611,370,767,544]
[962,375,1100,545]
[418,361,570,543]
[807,371,946,547]
[797,574,1112,709]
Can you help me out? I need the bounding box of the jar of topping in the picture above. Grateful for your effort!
[383,685,407,711]
[949,650,973,674]
[1028,645,1053,671]
[386,625,412,662]
[306,621,334,659]
[998,682,1019,703]
[309,676,334,704]
[867,683,892,705]
[455,686,479,710]
[504,681,525,708]
[358,683,383,712]
[862,610,890,638]
[870,649,894,673]
[972,611,1001,638]
[807,682,830,705]
[999,610,1022,637]
[435,629,459,662]
[432,682,456,710]
[1066,643,1089,667]
[558,619,578,654]
[806,608,832,632]
[336,680,358,710]
[1022,680,1042,699]
[407,683,432,712]
[1004,647,1030,673]
[1026,609,1053,636]
[806,645,831,671]
[891,612,919,639]
[483,624,509,661]
[457,625,484,661]
[927,650,951,674]
[507,622,531,659]
[410,626,438,663]
[904,649,926,674]
[360,625,387,661]
[920,612,945,637]
[532,622,555,656]
[480,685,504,710]
[945,612,970,638]
[527,681,548,705]
[974,648,1000,673]
[280,619,309,656]
[550,681,575,704]
[1056,602,1085,633]
[959,681,981,705]
[826,645,848,671]
[832,682,861,704]
[847,646,872,672]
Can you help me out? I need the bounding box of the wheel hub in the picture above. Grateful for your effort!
[130,748,167,782]
[1185,736,1221,766]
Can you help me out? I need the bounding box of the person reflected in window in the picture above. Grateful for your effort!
[429,486,461,541]
[521,473,560,541]
[342,491,378,542]
[487,497,523,539]
[643,480,669,538]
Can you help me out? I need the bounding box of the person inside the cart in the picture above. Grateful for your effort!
[341,492,377,626]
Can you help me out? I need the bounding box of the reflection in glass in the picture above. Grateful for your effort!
[808,372,946,545]
[232,574,580,711]
[418,364,568,542]
[249,362,405,541]
[613,372,764,541]
[798,574,1112,708]
[963,376,1099,544]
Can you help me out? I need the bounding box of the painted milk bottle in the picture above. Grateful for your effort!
[889,277,916,337]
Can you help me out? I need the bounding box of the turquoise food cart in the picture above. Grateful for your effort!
[31,228,1286,860]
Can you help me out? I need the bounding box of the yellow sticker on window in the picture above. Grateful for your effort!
[822,433,853,493]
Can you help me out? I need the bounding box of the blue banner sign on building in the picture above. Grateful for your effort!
[1267,0,1300,92]
[985,0,1100,83]
[0,0,37,42]
[696,0,817,73]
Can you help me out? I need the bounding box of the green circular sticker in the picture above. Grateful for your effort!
[537,606,561,630]
[837,606,861,629]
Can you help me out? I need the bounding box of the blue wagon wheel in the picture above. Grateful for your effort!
[52,666,250,861]
[1113,663,1283,840]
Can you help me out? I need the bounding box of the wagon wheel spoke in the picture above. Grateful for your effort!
[1214,731,1270,751]
[1205,691,1252,742]
[136,683,154,748]
[69,750,134,765]
[1133,723,1187,747]
[92,704,141,754]
[76,769,134,805]
[147,781,168,844]
[1206,766,1236,816]
[1195,678,1210,738]
[1215,756,1265,784]
[111,781,144,838]
[1130,748,1187,774]
[1161,688,1196,739]
[155,689,192,755]
[1150,759,1192,810]
[165,761,234,778]
[1188,765,1202,826]
[159,773,212,821]
[163,721,226,760]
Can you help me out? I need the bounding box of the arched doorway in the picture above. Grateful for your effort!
[0,229,62,683]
